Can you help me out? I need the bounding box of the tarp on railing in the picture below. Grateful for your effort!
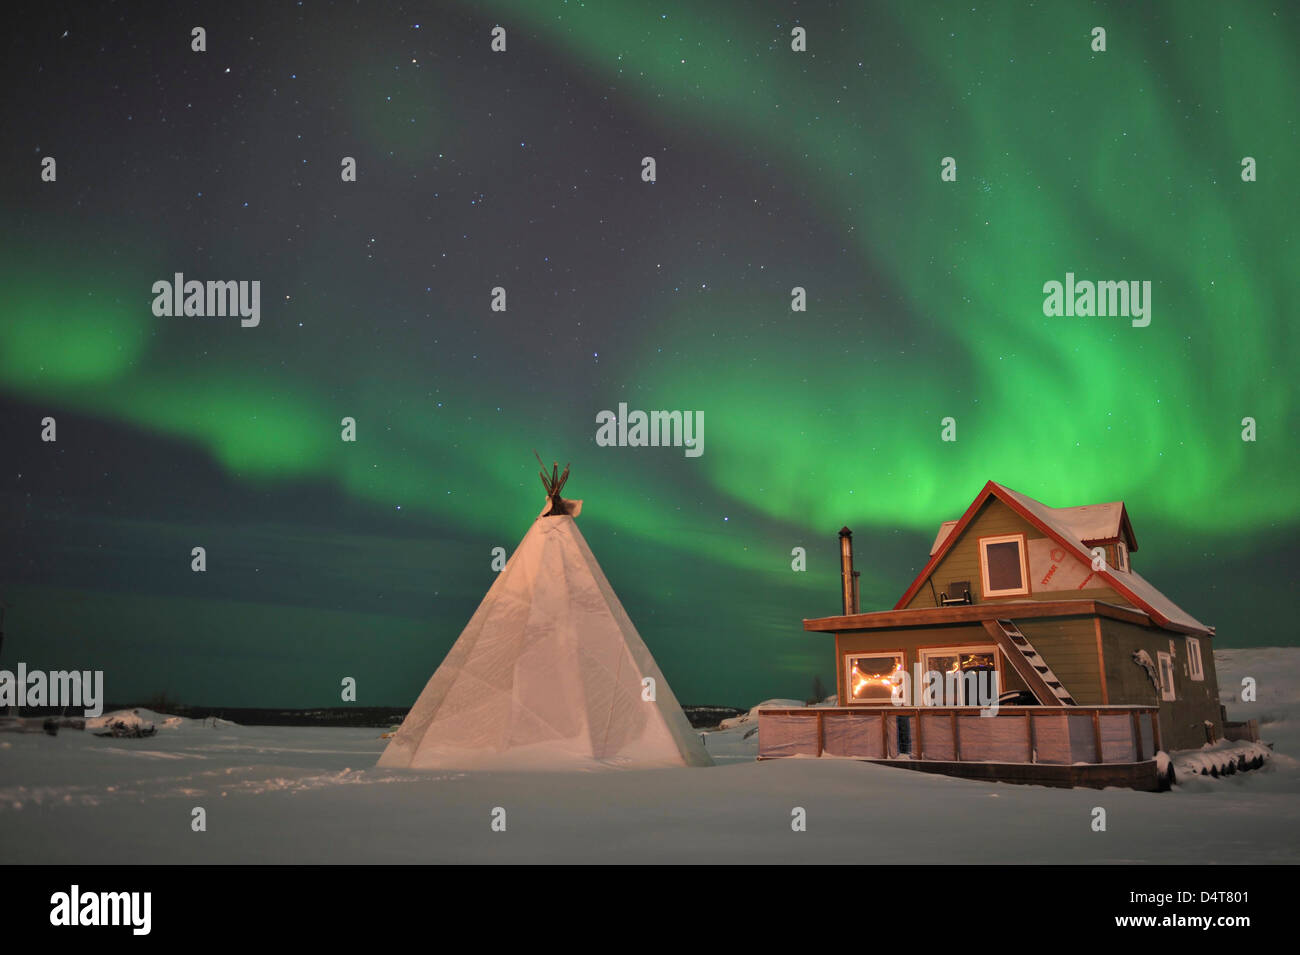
[756,712,820,758]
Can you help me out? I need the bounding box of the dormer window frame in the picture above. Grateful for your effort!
[1086,539,1129,573]
[1113,540,1128,572]
[977,533,1031,598]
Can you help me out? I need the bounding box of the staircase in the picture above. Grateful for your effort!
[983,619,1077,705]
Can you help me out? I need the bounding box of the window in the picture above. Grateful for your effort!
[845,652,904,704]
[978,534,1030,597]
[1157,651,1177,701]
[1113,541,1128,572]
[919,646,999,706]
[1187,637,1204,681]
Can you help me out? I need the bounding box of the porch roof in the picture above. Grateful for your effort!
[803,597,1170,633]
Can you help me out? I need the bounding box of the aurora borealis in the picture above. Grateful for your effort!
[2,1,1296,708]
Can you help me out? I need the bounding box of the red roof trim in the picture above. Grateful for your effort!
[893,481,998,610]
[895,482,1194,633]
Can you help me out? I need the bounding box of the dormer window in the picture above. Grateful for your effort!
[978,534,1030,598]
[1113,541,1128,572]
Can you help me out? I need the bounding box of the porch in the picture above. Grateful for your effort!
[757,704,1164,790]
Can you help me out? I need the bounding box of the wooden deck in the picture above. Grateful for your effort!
[757,704,1164,790]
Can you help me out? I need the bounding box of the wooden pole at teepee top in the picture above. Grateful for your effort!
[534,450,571,516]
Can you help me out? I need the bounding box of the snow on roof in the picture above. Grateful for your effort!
[1050,502,1135,547]
[929,520,958,556]
[1110,567,1212,634]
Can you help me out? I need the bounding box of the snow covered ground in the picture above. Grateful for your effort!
[2,650,1297,864]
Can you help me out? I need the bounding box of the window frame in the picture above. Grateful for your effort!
[918,645,1000,706]
[1157,650,1177,701]
[978,533,1031,598]
[1113,541,1128,572]
[1186,636,1204,681]
[844,651,905,705]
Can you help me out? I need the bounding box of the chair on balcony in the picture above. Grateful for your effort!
[940,580,972,605]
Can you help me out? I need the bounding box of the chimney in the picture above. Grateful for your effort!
[839,527,860,615]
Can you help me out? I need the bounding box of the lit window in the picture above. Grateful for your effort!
[979,534,1029,597]
[920,647,998,706]
[846,653,904,704]
[1187,637,1204,681]
[1157,651,1177,701]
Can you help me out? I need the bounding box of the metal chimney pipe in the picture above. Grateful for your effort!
[839,527,858,615]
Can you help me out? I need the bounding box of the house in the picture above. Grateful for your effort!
[818,480,1223,750]
[758,481,1234,789]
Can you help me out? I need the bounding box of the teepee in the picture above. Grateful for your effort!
[378,456,712,770]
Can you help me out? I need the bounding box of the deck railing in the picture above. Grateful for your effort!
[757,705,1161,765]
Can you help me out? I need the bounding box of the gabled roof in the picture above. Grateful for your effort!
[929,500,1136,555]
[900,481,1210,636]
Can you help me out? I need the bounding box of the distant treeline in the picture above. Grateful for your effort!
[13,703,747,729]
[150,705,410,727]
[10,703,408,728]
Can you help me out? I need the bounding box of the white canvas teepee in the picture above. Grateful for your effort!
[379,462,712,770]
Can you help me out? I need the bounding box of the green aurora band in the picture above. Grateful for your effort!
[1,0,1296,703]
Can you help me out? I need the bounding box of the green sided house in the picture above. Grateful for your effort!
[758,481,1241,789]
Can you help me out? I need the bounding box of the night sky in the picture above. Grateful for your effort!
[2,1,1296,710]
